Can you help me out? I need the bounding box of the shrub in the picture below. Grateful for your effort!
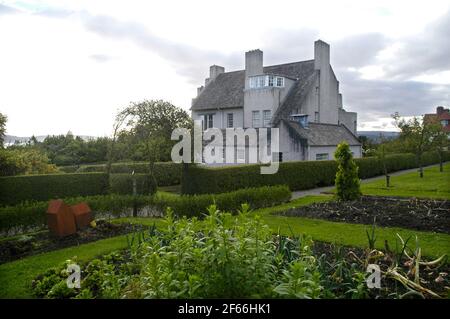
[0,185,290,235]
[109,174,157,196]
[32,206,323,299]
[334,142,361,201]
[0,173,109,206]
[77,162,182,186]
[0,148,58,176]
[182,151,450,194]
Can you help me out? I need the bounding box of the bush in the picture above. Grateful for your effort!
[32,207,323,299]
[0,148,58,176]
[182,151,450,194]
[335,142,361,201]
[77,162,182,186]
[0,173,109,206]
[109,174,157,196]
[0,185,291,235]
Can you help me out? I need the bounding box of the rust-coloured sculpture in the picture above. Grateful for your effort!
[47,200,77,237]
[71,202,93,229]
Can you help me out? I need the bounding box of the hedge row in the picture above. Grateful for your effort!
[0,185,291,235]
[75,162,182,186]
[0,173,157,206]
[182,151,450,194]
[0,173,109,206]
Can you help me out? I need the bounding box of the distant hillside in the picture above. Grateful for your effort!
[357,131,399,142]
[4,134,97,146]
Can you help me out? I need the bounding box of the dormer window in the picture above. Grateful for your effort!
[249,75,285,89]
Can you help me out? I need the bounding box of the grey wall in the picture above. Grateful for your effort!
[338,109,357,134]
[308,145,362,161]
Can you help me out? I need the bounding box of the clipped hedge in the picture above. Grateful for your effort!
[0,173,109,206]
[182,151,450,194]
[76,162,182,186]
[0,185,291,235]
[109,174,157,196]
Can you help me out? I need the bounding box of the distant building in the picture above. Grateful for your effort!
[191,40,361,163]
[424,106,450,133]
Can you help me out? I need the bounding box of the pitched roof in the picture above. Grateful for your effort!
[283,120,361,146]
[191,60,315,111]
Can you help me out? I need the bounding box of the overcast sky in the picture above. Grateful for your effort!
[1,0,449,137]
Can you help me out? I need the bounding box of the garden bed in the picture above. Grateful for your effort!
[276,196,450,233]
[0,220,148,264]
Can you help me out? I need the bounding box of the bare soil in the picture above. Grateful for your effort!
[0,220,147,264]
[277,196,450,233]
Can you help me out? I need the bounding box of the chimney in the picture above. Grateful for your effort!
[245,49,263,80]
[210,65,225,81]
[436,106,444,115]
[314,40,330,70]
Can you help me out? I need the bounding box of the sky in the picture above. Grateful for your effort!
[0,0,449,137]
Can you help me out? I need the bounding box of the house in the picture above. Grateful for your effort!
[191,40,362,163]
[424,106,450,134]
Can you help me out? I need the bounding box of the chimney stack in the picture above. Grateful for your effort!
[245,49,263,83]
[314,40,330,70]
[209,65,225,81]
[436,106,444,115]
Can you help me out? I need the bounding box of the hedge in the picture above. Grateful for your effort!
[0,173,109,206]
[76,162,182,186]
[182,151,450,194]
[0,185,291,235]
[109,174,157,196]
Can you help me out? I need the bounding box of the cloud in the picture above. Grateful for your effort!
[382,10,450,79]
[77,13,241,83]
[0,3,19,15]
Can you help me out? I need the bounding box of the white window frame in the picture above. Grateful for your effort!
[275,76,284,87]
[252,111,260,128]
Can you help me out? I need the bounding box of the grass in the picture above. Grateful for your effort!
[360,163,450,199]
[1,165,449,298]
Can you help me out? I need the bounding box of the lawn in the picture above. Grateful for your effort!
[361,163,450,199]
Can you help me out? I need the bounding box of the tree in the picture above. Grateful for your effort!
[429,123,450,172]
[115,99,192,190]
[392,113,434,178]
[334,142,361,201]
[0,112,7,148]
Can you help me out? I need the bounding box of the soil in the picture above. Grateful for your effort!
[278,196,450,233]
[312,241,450,298]
[0,220,147,264]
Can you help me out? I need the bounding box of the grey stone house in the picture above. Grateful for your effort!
[191,40,362,162]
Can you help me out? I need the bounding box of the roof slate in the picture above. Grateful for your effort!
[283,120,361,146]
[191,60,315,111]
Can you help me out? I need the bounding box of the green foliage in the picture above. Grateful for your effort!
[0,148,59,176]
[0,112,6,148]
[31,206,325,299]
[76,162,182,186]
[0,173,109,206]
[109,174,157,196]
[182,151,450,194]
[0,186,290,235]
[334,142,361,201]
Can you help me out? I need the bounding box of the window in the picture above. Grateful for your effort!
[316,153,329,161]
[202,114,214,130]
[276,76,284,87]
[279,152,283,163]
[314,112,319,122]
[263,110,271,127]
[252,111,260,128]
[227,113,234,128]
[249,75,284,88]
